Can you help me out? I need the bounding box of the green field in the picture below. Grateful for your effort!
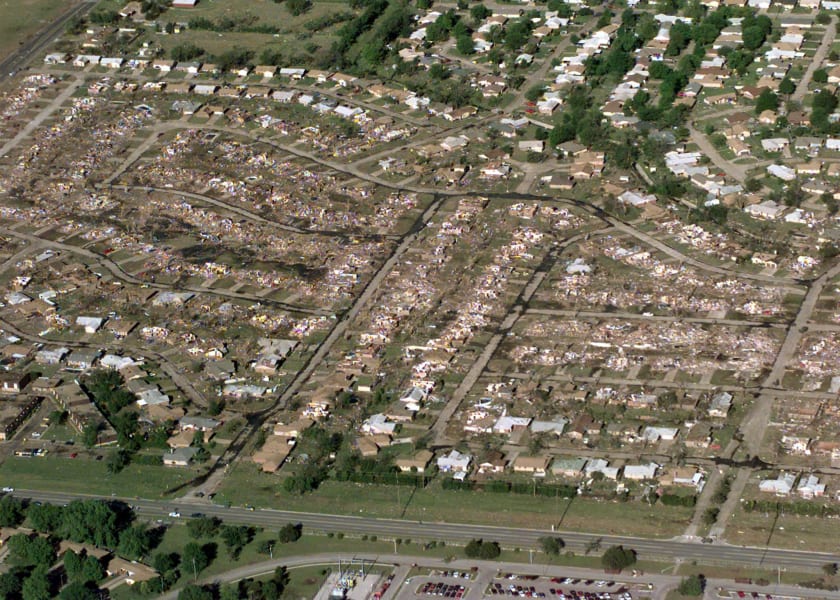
[0,0,67,60]
[0,456,197,498]
[110,525,673,599]
[216,465,693,538]
[725,507,840,553]
[152,0,349,62]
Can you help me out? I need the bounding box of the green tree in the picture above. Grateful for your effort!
[59,500,125,548]
[82,422,100,449]
[187,516,221,539]
[0,571,23,599]
[464,538,501,559]
[657,390,678,408]
[814,68,828,84]
[678,575,704,596]
[702,507,720,525]
[21,567,51,600]
[7,534,55,568]
[822,193,839,215]
[742,26,766,50]
[178,584,214,600]
[754,89,778,114]
[106,448,131,474]
[182,543,210,575]
[525,85,545,102]
[601,545,636,571]
[745,178,762,193]
[456,34,474,55]
[27,503,62,534]
[470,4,491,22]
[152,551,180,575]
[539,536,564,556]
[48,410,68,426]
[648,61,672,80]
[219,583,240,600]
[0,494,25,527]
[59,582,99,600]
[278,523,302,543]
[286,0,311,16]
[207,398,224,416]
[220,525,251,558]
[118,525,152,560]
[779,77,795,96]
[822,563,838,576]
[282,463,326,494]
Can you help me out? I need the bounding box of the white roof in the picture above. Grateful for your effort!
[766,164,796,181]
[137,389,169,406]
[642,426,678,441]
[100,354,137,370]
[437,450,472,472]
[623,462,659,480]
[76,316,104,331]
[493,415,532,432]
[759,472,796,494]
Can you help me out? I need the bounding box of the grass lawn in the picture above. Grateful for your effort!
[216,466,692,537]
[283,565,331,599]
[0,456,197,498]
[0,0,67,60]
[676,563,822,587]
[724,507,840,553]
[152,0,347,60]
[111,524,675,599]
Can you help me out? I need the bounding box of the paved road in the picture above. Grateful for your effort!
[0,226,327,316]
[158,552,840,600]
[705,260,840,537]
[103,183,399,240]
[431,231,594,445]
[0,315,209,408]
[687,125,751,183]
[0,75,85,158]
[0,0,95,87]
[9,489,840,572]
[526,308,788,329]
[793,15,836,102]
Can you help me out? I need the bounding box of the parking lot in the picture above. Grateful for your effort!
[418,581,467,598]
[485,574,639,599]
[400,571,473,600]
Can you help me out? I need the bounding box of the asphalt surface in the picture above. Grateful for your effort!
[156,552,840,600]
[0,0,96,86]
[11,489,840,572]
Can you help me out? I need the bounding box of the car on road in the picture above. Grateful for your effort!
[1,487,13,493]
[168,511,181,518]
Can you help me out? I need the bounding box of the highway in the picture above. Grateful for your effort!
[11,489,839,572]
[0,0,96,86]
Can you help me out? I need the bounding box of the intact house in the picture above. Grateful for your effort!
[759,472,797,496]
[437,449,471,473]
[512,454,551,477]
[395,450,434,473]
